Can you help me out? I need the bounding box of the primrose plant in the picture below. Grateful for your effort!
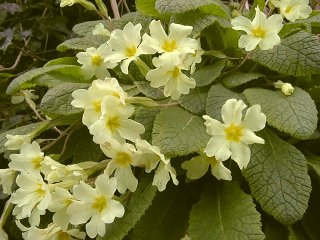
[0,0,319,239]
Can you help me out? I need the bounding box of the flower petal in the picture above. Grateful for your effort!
[221,99,246,124]
[243,104,266,131]
[230,142,251,169]
[181,156,210,179]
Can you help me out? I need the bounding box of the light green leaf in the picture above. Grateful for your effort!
[192,60,226,87]
[44,57,78,66]
[206,83,244,121]
[40,82,88,116]
[152,106,210,157]
[0,122,49,153]
[178,87,208,115]
[100,174,157,240]
[136,0,170,20]
[6,65,78,95]
[242,129,311,225]
[188,182,264,240]
[250,31,320,76]
[243,87,318,139]
[134,107,160,142]
[73,129,102,163]
[130,182,196,240]
[57,35,108,52]
[155,0,225,15]
[222,71,264,88]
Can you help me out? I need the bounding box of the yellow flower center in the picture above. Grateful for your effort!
[91,55,103,66]
[64,198,73,207]
[208,156,218,166]
[162,39,177,52]
[125,46,137,57]
[105,116,120,133]
[92,101,101,112]
[36,184,46,196]
[171,67,181,78]
[92,196,107,213]
[32,156,43,169]
[115,152,132,167]
[252,27,266,38]
[225,123,244,143]
[57,231,73,240]
[284,6,294,13]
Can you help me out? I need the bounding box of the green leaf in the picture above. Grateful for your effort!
[206,84,244,121]
[6,65,78,95]
[73,129,102,163]
[57,35,108,52]
[192,60,226,87]
[178,87,208,115]
[100,174,157,240]
[134,107,160,142]
[250,31,320,76]
[136,0,169,20]
[188,182,264,240]
[288,225,309,240]
[40,82,88,116]
[0,122,49,153]
[263,215,288,240]
[306,153,320,185]
[243,87,318,139]
[242,129,312,225]
[173,10,230,35]
[135,80,166,100]
[222,71,264,88]
[155,0,225,14]
[130,182,196,240]
[152,106,210,157]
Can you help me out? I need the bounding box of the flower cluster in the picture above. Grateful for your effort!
[231,0,312,51]
[76,20,203,100]
[182,99,266,181]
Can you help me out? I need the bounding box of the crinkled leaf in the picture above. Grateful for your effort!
[135,80,166,100]
[178,87,208,115]
[44,57,78,66]
[130,182,196,240]
[0,122,49,153]
[222,71,264,88]
[152,106,210,157]
[134,107,160,142]
[206,83,244,121]
[156,0,224,14]
[192,60,226,87]
[244,87,318,139]
[57,35,108,52]
[6,65,79,95]
[173,10,230,35]
[100,174,157,240]
[188,182,264,240]
[40,82,88,116]
[250,31,320,76]
[242,129,311,225]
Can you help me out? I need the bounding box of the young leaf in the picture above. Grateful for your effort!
[152,106,210,157]
[130,182,197,240]
[100,174,157,240]
[244,87,318,139]
[250,31,320,77]
[188,182,264,239]
[206,83,244,121]
[222,71,264,88]
[40,82,88,116]
[6,65,78,95]
[242,129,312,225]
[192,60,226,87]
[178,87,208,115]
